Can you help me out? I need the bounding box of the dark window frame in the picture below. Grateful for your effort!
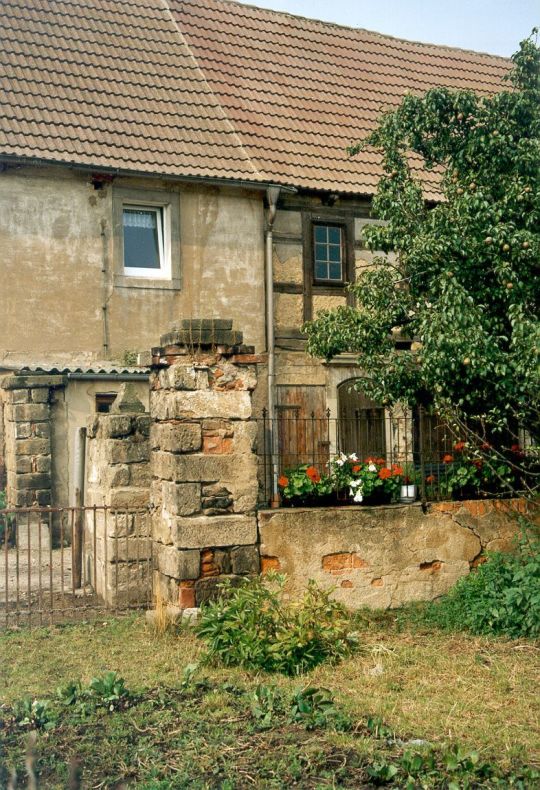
[302,212,355,322]
[312,222,347,284]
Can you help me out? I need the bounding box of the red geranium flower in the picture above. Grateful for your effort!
[442,454,454,463]
[375,457,386,465]
[306,466,321,483]
[352,464,362,473]
[426,474,435,484]
[391,464,403,476]
[454,441,466,452]
[278,475,288,487]
[364,456,376,464]
[472,459,483,468]
[481,442,491,451]
[378,468,392,480]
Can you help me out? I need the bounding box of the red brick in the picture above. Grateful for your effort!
[202,435,233,454]
[322,553,368,574]
[178,581,195,609]
[261,556,281,573]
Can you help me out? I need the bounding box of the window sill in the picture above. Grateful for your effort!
[113,274,181,291]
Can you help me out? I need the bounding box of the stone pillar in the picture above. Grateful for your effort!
[85,384,152,606]
[1,374,64,508]
[150,319,263,608]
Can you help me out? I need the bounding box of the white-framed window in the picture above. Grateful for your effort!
[122,203,171,279]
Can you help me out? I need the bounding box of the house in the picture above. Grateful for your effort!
[0,0,508,506]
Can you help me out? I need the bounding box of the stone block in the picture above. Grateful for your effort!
[162,481,201,516]
[107,465,131,488]
[34,456,51,473]
[178,582,196,609]
[107,487,150,508]
[172,514,257,549]
[195,575,243,606]
[151,390,251,420]
[9,388,31,403]
[152,451,257,486]
[1,374,63,390]
[134,415,151,437]
[33,422,50,439]
[16,472,51,490]
[14,422,32,439]
[11,403,49,422]
[150,422,202,453]
[15,438,50,455]
[14,456,32,474]
[112,537,152,562]
[156,545,200,580]
[230,545,260,575]
[105,415,133,438]
[31,388,50,403]
[107,439,149,465]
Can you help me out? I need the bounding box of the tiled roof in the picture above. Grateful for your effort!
[0,0,261,183]
[172,0,510,196]
[0,0,510,196]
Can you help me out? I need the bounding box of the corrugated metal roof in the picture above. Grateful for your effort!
[0,0,510,197]
[14,363,150,376]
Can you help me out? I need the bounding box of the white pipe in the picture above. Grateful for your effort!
[265,187,280,505]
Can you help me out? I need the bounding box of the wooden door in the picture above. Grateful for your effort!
[338,381,386,458]
[276,386,329,472]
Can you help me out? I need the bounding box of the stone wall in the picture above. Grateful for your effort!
[150,320,262,608]
[85,385,152,605]
[1,374,64,508]
[258,499,535,609]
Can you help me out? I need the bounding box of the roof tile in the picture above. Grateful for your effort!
[0,0,510,195]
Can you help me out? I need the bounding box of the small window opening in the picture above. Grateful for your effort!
[95,393,117,414]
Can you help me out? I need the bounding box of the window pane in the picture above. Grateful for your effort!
[123,208,161,269]
[329,262,342,280]
[314,225,327,243]
[328,244,341,262]
[315,260,328,280]
[328,227,341,245]
[314,243,328,263]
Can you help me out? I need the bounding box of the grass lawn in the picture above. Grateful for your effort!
[1,612,539,788]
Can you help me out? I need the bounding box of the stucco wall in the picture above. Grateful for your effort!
[0,166,266,367]
[258,500,532,609]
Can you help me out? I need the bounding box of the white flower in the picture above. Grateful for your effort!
[336,459,345,467]
[349,479,362,489]
[348,453,358,462]
[368,463,377,472]
[353,491,364,503]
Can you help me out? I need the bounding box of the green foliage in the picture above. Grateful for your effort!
[305,33,540,438]
[289,686,350,730]
[12,698,56,731]
[195,573,358,675]
[88,671,130,710]
[278,463,334,502]
[425,525,540,638]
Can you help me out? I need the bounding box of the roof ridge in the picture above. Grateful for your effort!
[200,0,510,63]
[158,0,261,179]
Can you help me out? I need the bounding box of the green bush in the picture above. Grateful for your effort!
[195,573,358,675]
[425,525,540,639]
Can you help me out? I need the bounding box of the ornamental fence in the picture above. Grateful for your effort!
[0,506,152,628]
[257,408,533,506]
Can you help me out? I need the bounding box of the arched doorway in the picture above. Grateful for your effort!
[337,380,386,458]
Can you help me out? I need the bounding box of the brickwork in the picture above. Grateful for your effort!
[85,385,151,605]
[150,319,261,607]
[1,374,63,508]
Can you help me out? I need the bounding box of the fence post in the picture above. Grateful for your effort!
[418,406,427,508]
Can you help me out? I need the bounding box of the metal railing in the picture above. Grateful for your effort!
[256,409,533,506]
[1,506,152,628]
